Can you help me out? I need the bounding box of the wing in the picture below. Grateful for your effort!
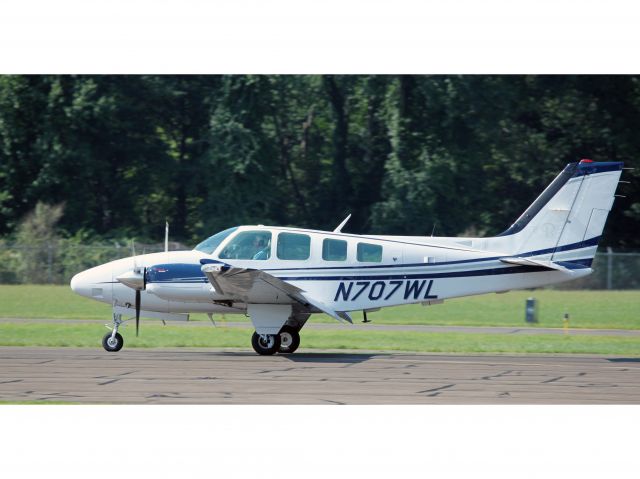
[201,263,353,323]
[201,263,301,301]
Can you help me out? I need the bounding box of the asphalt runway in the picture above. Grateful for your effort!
[3,318,640,336]
[1,347,639,404]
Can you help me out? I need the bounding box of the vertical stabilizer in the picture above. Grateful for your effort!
[495,160,623,263]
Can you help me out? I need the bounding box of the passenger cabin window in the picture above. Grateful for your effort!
[322,238,347,261]
[277,233,310,260]
[219,231,272,260]
[357,242,382,262]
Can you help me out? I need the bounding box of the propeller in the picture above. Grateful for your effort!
[135,289,141,337]
[116,240,146,337]
[115,226,169,336]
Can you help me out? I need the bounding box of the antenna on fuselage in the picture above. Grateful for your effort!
[333,214,351,233]
[165,221,169,253]
[430,223,436,237]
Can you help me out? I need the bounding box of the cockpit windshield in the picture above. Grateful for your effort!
[193,227,239,254]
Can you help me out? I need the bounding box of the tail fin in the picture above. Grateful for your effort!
[495,160,623,263]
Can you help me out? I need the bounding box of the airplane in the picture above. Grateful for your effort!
[70,159,624,355]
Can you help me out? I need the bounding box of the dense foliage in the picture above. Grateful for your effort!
[1,75,638,248]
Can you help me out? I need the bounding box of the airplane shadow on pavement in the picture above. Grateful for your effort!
[207,351,378,364]
[281,353,379,364]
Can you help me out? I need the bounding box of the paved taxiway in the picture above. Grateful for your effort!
[2,318,640,336]
[1,347,639,404]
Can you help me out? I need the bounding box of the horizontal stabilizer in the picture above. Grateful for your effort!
[499,257,571,272]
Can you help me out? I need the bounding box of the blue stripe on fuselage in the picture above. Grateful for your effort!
[146,263,208,284]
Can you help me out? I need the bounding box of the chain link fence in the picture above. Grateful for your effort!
[0,241,189,285]
[0,242,638,288]
[555,249,640,290]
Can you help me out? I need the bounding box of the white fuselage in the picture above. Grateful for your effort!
[70,226,592,317]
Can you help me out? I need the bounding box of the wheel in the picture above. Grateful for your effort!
[278,326,300,354]
[102,332,124,352]
[251,331,281,355]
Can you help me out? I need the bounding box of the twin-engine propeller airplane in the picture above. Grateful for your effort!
[71,160,624,355]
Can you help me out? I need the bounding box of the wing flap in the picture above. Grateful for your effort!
[300,292,353,324]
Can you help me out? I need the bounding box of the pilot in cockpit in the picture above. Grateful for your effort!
[251,235,270,260]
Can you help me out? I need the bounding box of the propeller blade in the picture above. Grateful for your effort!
[135,289,141,337]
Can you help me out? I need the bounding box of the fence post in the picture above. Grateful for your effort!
[47,242,53,284]
[606,247,613,290]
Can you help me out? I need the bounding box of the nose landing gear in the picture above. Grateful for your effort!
[102,311,125,352]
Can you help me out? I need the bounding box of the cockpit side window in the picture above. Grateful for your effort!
[193,227,238,254]
[219,231,272,260]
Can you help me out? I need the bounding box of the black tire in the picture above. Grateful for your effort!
[278,326,300,354]
[102,332,124,352]
[251,331,281,355]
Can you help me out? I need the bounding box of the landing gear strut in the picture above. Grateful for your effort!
[102,312,125,352]
[278,326,300,354]
[251,332,281,355]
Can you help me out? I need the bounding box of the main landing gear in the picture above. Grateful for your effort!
[251,326,301,355]
[277,325,301,354]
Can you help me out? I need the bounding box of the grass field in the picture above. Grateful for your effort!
[1,285,638,329]
[1,321,639,355]
[0,285,638,355]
